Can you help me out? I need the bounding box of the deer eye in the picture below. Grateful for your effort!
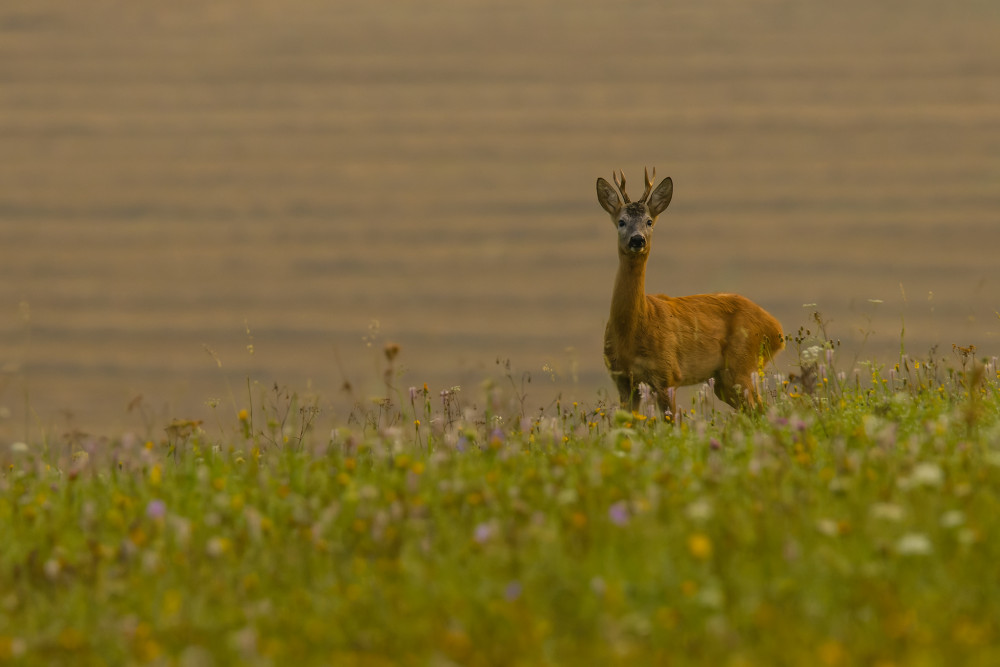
[646,219,653,227]
[618,219,626,228]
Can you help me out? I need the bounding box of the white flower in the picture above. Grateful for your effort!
[940,510,965,528]
[697,587,724,609]
[556,488,578,505]
[816,519,839,537]
[910,462,944,487]
[206,536,230,558]
[896,533,933,556]
[43,558,61,580]
[801,346,823,364]
[685,498,714,522]
[870,503,905,522]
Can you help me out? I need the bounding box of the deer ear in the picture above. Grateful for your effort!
[648,177,673,217]
[596,178,622,215]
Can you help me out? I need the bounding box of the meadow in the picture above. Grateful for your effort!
[2,0,998,435]
[2,333,999,666]
[2,2,998,664]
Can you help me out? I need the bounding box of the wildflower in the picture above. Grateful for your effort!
[504,581,523,602]
[697,587,723,609]
[940,510,965,528]
[899,461,944,490]
[818,640,846,666]
[0,637,26,659]
[44,558,61,580]
[910,462,944,487]
[557,488,578,505]
[896,533,933,556]
[473,521,497,544]
[687,533,712,560]
[146,500,167,520]
[684,498,713,522]
[206,537,231,558]
[816,519,839,537]
[238,409,248,421]
[489,428,505,448]
[870,503,905,522]
[608,501,630,526]
[802,345,822,364]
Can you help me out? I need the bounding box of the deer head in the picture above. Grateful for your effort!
[596,167,674,256]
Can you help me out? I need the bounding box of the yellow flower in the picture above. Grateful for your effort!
[818,640,846,666]
[688,533,713,560]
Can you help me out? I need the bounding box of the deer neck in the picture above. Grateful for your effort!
[610,252,649,336]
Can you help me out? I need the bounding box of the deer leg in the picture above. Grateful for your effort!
[615,376,639,412]
[730,377,764,412]
[713,369,740,410]
[655,386,677,422]
[714,369,758,412]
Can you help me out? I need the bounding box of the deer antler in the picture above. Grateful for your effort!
[613,169,631,204]
[639,166,656,203]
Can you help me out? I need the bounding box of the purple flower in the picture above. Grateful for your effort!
[473,521,496,544]
[504,580,522,601]
[608,501,630,527]
[146,499,167,520]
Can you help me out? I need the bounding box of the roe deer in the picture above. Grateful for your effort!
[596,168,784,416]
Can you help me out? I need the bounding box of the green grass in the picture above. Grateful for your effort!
[2,344,1000,666]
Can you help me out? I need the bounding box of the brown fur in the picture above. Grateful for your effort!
[597,169,784,415]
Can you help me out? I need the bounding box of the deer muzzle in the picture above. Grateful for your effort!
[628,235,646,251]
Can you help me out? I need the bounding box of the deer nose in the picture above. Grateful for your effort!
[628,235,646,250]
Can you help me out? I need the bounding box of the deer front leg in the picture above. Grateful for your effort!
[614,374,640,412]
[655,386,677,422]
[714,371,762,412]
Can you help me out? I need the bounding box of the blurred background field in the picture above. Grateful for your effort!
[0,0,997,438]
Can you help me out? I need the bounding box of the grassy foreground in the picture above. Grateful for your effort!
[2,347,1000,666]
